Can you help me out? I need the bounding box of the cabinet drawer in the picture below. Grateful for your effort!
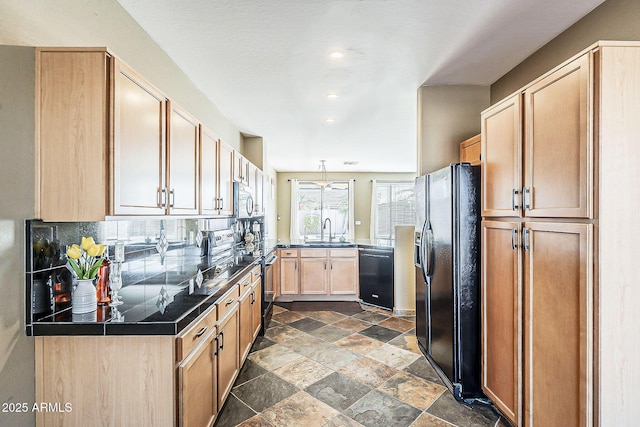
[330,249,357,258]
[300,249,327,258]
[279,249,298,258]
[176,304,217,361]
[251,266,261,283]
[238,273,253,297]
[216,285,240,320]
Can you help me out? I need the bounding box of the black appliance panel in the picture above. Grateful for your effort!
[358,247,394,309]
[426,166,455,382]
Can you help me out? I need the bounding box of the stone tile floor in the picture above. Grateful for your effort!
[214,303,507,427]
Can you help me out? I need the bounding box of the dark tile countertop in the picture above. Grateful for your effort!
[30,260,260,336]
[273,239,394,249]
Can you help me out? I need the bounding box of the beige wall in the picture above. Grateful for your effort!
[417,85,490,175]
[0,0,242,149]
[491,0,640,102]
[0,45,36,426]
[276,172,416,241]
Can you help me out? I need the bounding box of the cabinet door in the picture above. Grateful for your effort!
[113,61,166,215]
[200,126,219,215]
[523,222,592,427]
[481,220,521,426]
[329,257,358,295]
[300,258,328,295]
[37,49,111,221]
[217,305,239,410]
[234,152,249,184]
[217,140,234,216]
[167,102,199,215]
[481,93,522,217]
[251,280,262,340]
[238,288,253,363]
[177,328,217,427]
[280,258,299,295]
[460,134,481,166]
[523,53,591,218]
[254,169,264,216]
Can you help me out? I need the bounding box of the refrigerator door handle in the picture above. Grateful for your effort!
[423,222,435,278]
[419,220,429,281]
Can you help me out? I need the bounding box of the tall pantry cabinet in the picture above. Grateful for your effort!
[480,41,640,427]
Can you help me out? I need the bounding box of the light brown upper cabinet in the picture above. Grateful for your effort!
[112,61,167,216]
[234,151,250,185]
[167,101,199,215]
[459,134,481,165]
[482,53,591,219]
[36,48,202,220]
[254,168,264,216]
[201,128,234,217]
[200,126,219,215]
[523,53,591,218]
[481,94,522,218]
[36,48,113,221]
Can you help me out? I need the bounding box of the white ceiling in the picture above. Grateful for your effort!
[117,0,603,173]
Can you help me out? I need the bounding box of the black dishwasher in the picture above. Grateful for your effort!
[358,247,394,310]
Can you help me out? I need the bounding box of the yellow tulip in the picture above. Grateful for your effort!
[81,236,95,251]
[87,243,102,257]
[66,244,82,259]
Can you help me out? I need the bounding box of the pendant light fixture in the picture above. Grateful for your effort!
[316,160,331,188]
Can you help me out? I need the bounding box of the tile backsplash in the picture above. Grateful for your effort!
[25,217,232,333]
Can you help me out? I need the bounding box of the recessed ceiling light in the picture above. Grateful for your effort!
[329,49,344,59]
[327,92,339,99]
[325,117,336,123]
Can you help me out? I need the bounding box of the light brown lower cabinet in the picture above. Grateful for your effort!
[481,220,521,426]
[216,300,240,410]
[482,221,592,427]
[34,275,262,427]
[328,249,359,295]
[279,250,299,295]
[278,248,358,297]
[177,327,217,427]
[239,267,262,363]
[523,222,592,427]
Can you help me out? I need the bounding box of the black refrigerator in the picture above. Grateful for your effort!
[414,163,483,401]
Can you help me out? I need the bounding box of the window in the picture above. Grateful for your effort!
[373,181,415,239]
[293,180,352,241]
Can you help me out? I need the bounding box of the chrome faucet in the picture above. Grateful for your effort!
[322,218,332,242]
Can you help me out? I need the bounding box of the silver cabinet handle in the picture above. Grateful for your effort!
[159,187,168,208]
[522,227,530,251]
[511,228,517,250]
[523,187,531,211]
[225,298,234,306]
[512,189,520,211]
[169,188,175,208]
[324,260,327,269]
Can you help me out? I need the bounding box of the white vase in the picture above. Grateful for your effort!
[72,278,97,314]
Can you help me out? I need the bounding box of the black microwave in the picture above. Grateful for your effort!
[233,181,254,218]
